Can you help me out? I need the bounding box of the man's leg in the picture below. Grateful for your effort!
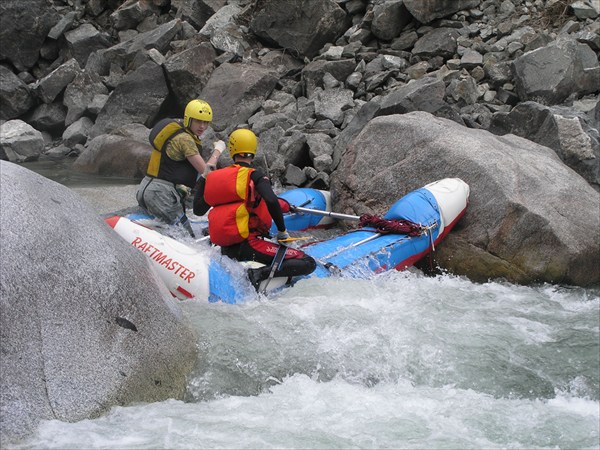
[244,238,316,283]
[138,181,183,225]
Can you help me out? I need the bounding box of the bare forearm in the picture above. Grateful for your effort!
[206,149,220,166]
[188,145,222,173]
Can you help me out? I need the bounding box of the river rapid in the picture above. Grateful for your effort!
[10,162,600,449]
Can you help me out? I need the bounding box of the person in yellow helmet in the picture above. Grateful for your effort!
[193,128,316,291]
[136,99,225,235]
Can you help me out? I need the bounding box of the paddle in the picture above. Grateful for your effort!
[277,236,311,243]
[260,244,288,294]
[178,214,196,238]
[291,205,426,237]
[291,205,361,222]
[320,233,382,260]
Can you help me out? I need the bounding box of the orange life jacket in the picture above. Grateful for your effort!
[204,165,272,246]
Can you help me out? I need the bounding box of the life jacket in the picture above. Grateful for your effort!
[146,118,198,187]
[204,165,272,246]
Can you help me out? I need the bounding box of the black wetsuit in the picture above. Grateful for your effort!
[193,162,316,286]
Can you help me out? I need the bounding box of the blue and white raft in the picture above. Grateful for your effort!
[105,179,469,303]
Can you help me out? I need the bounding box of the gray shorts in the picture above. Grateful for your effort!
[136,176,183,224]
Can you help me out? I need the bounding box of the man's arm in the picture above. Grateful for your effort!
[252,170,286,232]
[186,154,207,174]
[169,135,224,178]
[189,141,224,175]
[192,177,211,216]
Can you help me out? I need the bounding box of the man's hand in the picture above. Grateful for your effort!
[278,198,291,213]
[213,140,226,155]
[202,163,216,178]
[276,230,290,242]
[176,184,191,198]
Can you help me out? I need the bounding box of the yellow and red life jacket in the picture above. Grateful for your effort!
[204,165,272,246]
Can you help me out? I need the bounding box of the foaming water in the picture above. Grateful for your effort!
[12,377,599,449]
[11,272,600,449]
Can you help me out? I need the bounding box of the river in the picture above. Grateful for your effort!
[10,161,600,449]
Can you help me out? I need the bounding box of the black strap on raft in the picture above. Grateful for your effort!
[358,214,423,236]
[260,245,288,294]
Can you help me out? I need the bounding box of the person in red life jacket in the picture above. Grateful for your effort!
[193,128,316,290]
[136,99,225,235]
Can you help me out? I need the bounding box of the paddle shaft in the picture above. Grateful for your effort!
[292,206,360,221]
[261,245,288,294]
[321,233,382,260]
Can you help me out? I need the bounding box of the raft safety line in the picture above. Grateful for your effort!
[318,220,439,270]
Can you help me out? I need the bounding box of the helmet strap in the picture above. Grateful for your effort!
[234,153,254,160]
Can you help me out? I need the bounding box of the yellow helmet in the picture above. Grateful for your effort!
[228,129,257,158]
[183,99,213,127]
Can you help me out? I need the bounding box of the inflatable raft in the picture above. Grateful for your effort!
[105,178,469,303]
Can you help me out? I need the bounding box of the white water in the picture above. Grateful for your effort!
[12,272,600,449]
[11,163,600,449]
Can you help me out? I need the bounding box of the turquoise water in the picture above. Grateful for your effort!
[11,272,600,449]
[19,159,136,187]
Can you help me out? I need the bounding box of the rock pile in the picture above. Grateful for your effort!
[0,0,598,188]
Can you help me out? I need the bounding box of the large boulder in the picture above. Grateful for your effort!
[109,0,157,31]
[63,71,109,127]
[34,58,82,105]
[0,0,60,70]
[74,134,151,178]
[176,0,227,30]
[489,101,600,190]
[0,161,197,443]
[64,23,111,67]
[512,38,599,105]
[377,76,463,123]
[0,120,45,162]
[402,0,481,24]
[27,102,68,134]
[0,66,35,120]
[330,112,600,287]
[249,0,350,59]
[371,0,411,41]
[163,42,217,110]
[412,27,461,59]
[199,62,279,132]
[90,61,169,138]
[102,19,182,68]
